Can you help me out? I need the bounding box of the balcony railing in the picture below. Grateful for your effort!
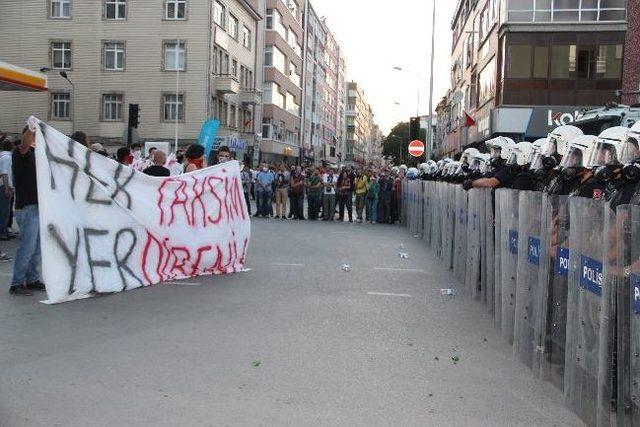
[239,88,262,105]
[214,74,240,94]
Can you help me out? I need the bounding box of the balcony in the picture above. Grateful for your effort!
[214,74,240,95]
[239,88,262,105]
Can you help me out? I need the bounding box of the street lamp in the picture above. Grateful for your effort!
[392,66,421,117]
[59,71,75,133]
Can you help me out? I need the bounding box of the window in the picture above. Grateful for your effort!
[215,98,227,124]
[165,0,186,19]
[533,46,549,78]
[164,41,186,71]
[289,63,301,87]
[507,45,532,78]
[597,44,623,78]
[478,58,496,105]
[104,42,125,70]
[286,92,299,116]
[229,105,237,128]
[102,94,123,121]
[551,44,576,78]
[104,0,126,20]
[242,26,252,50]
[231,59,238,77]
[213,1,225,27]
[163,93,184,121]
[228,14,238,39]
[263,82,285,109]
[51,93,71,120]
[264,45,286,75]
[51,41,71,69]
[506,0,627,23]
[50,0,71,18]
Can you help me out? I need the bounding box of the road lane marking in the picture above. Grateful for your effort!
[374,267,426,273]
[271,263,305,267]
[367,292,412,298]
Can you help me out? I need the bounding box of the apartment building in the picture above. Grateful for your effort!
[300,5,345,165]
[346,81,376,163]
[0,0,262,163]
[435,0,628,158]
[622,0,640,105]
[260,0,304,164]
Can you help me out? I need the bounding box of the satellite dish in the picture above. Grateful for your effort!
[451,91,464,103]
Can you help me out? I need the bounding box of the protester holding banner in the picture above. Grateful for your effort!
[9,126,43,296]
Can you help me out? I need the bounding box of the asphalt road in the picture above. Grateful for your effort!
[0,216,582,426]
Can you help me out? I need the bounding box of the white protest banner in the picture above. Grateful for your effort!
[31,117,251,304]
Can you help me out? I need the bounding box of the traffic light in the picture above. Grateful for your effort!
[128,104,140,129]
[410,116,420,141]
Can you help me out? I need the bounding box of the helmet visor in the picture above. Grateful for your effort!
[559,146,586,169]
[620,136,640,164]
[541,138,558,156]
[587,141,619,168]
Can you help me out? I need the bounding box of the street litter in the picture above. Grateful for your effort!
[440,288,456,296]
[341,264,352,272]
[399,252,409,259]
[252,360,262,368]
[451,355,460,364]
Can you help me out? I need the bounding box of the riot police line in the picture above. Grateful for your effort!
[400,122,640,426]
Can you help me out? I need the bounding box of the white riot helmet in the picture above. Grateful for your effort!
[399,164,408,172]
[406,167,419,179]
[543,125,584,169]
[460,148,480,166]
[486,137,516,166]
[391,166,400,175]
[529,138,550,175]
[622,122,640,182]
[425,160,438,174]
[507,141,535,167]
[559,135,599,181]
[475,153,491,174]
[588,126,629,181]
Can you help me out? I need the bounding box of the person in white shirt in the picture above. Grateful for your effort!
[0,139,14,241]
[322,168,338,221]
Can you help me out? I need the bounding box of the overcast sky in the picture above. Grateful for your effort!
[313,0,457,135]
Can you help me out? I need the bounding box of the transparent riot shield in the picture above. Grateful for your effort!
[498,188,520,345]
[513,191,543,369]
[401,179,407,226]
[442,184,455,270]
[417,181,424,238]
[534,194,571,391]
[431,183,442,256]
[494,190,502,328]
[484,189,496,311]
[465,189,482,296]
[423,181,431,246]
[617,204,640,425]
[564,197,613,425]
[453,185,467,284]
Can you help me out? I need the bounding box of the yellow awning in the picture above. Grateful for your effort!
[0,60,48,92]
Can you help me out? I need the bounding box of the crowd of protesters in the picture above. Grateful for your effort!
[240,163,404,224]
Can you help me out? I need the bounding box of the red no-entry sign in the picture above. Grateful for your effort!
[408,140,425,158]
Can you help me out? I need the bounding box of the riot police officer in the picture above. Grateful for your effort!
[610,123,640,209]
[462,137,517,190]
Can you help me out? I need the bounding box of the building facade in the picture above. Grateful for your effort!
[346,81,376,163]
[622,0,640,105]
[0,0,262,163]
[300,5,345,166]
[440,0,628,158]
[259,0,303,164]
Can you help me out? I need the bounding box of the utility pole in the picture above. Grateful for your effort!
[426,0,436,160]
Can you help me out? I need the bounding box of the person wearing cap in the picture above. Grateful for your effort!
[184,144,206,173]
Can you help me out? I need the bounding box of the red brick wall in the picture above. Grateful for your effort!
[623,0,640,105]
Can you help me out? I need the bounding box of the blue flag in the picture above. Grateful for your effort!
[197,119,220,159]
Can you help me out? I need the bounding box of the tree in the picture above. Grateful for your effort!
[382,121,426,166]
